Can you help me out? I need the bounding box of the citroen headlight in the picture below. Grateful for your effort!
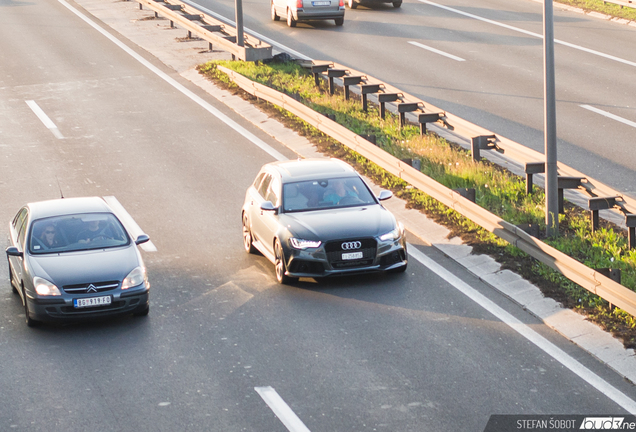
[289,238,322,250]
[33,277,61,296]
[379,223,404,242]
[122,267,146,290]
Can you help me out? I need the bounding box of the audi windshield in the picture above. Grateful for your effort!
[282,177,377,213]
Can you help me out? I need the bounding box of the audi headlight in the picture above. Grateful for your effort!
[290,238,322,250]
[122,267,146,290]
[379,223,404,242]
[33,277,61,296]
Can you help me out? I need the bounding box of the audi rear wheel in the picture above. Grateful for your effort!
[243,214,257,254]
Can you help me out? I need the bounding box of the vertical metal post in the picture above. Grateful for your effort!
[544,0,559,238]
[235,0,244,47]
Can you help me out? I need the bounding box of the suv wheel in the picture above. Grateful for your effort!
[287,9,297,27]
[271,2,280,20]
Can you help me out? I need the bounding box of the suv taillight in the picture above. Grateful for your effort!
[339,0,344,6]
[296,0,303,7]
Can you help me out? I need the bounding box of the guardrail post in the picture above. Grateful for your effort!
[588,196,619,231]
[471,135,496,162]
[557,177,584,214]
[454,188,476,203]
[360,84,381,112]
[311,64,331,87]
[326,69,347,95]
[626,214,636,249]
[377,93,400,119]
[596,268,621,310]
[524,162,545,194]
[417,113,442,135]
[342,76,364,100]
[396,102,421,128]
[516,223,540,238]
[361,134,376,145]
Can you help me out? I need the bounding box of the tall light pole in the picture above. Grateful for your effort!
[544,0,559,238]
[235,0,244,47]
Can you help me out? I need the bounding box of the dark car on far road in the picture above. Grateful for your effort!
[345,0,401,9]
[242,158,407,284]
[6,197,151,326]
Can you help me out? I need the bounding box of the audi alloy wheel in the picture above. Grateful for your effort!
[243,214,257,254]
[274,239,297,284]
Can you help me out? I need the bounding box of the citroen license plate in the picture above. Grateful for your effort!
[313,1,330,5]
[74,296,112,308]
[342,252,363,260]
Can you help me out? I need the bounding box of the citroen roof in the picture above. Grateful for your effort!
[26,197,113,220]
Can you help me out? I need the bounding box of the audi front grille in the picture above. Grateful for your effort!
[324,238,377,269]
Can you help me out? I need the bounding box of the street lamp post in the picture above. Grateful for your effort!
[544,0,559,238]
[235,0,244,47]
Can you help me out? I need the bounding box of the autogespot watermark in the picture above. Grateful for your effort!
[483,415,636,431]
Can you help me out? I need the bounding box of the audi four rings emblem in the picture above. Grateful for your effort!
[341,241,362,250]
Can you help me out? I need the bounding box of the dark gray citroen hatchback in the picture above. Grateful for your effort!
[6,197,150,326]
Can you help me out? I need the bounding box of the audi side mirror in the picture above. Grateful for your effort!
[6,246,23,258]
[377,190,393,201]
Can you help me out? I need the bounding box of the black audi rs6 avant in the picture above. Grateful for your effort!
[241,158,408,284]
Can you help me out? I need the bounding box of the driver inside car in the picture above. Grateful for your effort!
[323,179,358,205]
[77,219,114,243]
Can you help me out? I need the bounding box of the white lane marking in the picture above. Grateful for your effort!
[417,0,636,69]
[25,100,64,139]
[57,0,288,162]
[60,0,636,413]
[408,41,465,62]
[407,245,636,414]
[255,386,311,432]
[180,0,313,61]
[103,196,157,252]
[581,105,636,129]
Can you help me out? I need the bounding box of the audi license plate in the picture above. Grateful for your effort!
[342,252,363,260]
[312,1,330,5]
[74,296,112,309]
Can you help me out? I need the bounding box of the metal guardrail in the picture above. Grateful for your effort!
[216,64,636,317]
[134,0,271,61]
[307,61,636,217]
[602,0,636,9]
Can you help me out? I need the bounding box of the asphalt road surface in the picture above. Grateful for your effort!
[185,0,636,197]
[1,0,636,430]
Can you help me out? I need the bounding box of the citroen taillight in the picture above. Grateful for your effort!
[296,0,303,7]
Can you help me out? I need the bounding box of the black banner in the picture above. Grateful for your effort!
[483,415,636,431]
